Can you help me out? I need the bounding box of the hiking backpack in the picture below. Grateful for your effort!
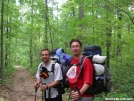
[81,45,113,95]
[50,48,72,94]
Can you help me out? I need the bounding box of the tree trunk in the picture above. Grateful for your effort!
[29,0,34,68]
[5,0,10,68]
[48,3,54,49]
[78,3,84,40]
[78,4,84,28]
[44,0,48,48]
[115,9,122,67]
[116,10,122,56]
[105,0,112,69]
[0,0,4,84]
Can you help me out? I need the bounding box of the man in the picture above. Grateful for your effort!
[68,39,94,101]
[34,48,63,101]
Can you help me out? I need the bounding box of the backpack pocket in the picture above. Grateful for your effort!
[55,83,65,95]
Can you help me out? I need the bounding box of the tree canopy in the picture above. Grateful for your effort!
[0,0,134,99]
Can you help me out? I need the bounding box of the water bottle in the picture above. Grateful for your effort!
[99,76,104,80]
[95,76,104,80]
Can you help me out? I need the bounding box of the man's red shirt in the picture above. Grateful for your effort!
[69,57,94,97]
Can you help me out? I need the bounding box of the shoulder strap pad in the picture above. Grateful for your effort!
[51,63,55,74]
[79,55,87,69]
[39,64,43,72]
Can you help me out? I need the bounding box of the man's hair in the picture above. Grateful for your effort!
[41,48,50,55]
[70,39,82,47]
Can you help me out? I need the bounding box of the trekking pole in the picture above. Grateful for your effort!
[41,83,45,101]
[68,86,78,101]
[42,90,44,101]
[73,86,77,101]
[73,86,82,101]
[35,84,39,101]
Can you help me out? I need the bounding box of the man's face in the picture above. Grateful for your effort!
[70,42,82,56]
[41,51,50,63]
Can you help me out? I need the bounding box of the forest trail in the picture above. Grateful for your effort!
[1,65,42,101]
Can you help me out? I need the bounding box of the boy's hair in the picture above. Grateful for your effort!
[41,48,50,55]
[70,39,82,47]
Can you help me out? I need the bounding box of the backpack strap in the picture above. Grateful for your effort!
[51,63,55,74]
[39,64,43,73]
[79,55,86,69]
[48,88,51,101]
[69,55,86,67]
[46,63,55,100]
[40,61,55,74]
[72,56,86,79]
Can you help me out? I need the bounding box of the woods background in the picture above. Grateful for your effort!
[0,0,134,100]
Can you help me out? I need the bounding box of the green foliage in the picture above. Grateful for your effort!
[4,65,16,85]
[1,0,134,99]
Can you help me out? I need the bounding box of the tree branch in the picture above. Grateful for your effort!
[108,1,134,24]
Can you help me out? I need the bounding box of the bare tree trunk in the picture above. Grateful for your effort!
[44,0,48,48]
[105,0,112,69]
[0,0,4,84]
[29,0,34,68]
[78,4,84,28]
[116,10,122,56]
[116,9,122,67]
[5,26,11,67]
[5,0,8,67]
[5,21,9,67]
[72,3,76,36]
[48,3,54,49]
[78,3,84,40]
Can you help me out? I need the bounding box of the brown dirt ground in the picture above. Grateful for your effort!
[0,65,70,101]
[0,65,42,101]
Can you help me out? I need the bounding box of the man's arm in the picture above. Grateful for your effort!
[71,83,90,101]
[40,80,61,90]
[36,78,41,84]
[80,83,90,95]
[34,78,41,88]
[71,57,93,100]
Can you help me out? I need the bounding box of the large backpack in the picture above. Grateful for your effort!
[50,48,71,94]
[67,46,113,96]
[81,45,113,95]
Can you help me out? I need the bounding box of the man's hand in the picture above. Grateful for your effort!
[34,83,39,89]
[71,90,80,101]
[40,84,48,90]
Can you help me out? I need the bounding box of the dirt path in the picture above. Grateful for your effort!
[0,65,70,101]
[1,65,42,101]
